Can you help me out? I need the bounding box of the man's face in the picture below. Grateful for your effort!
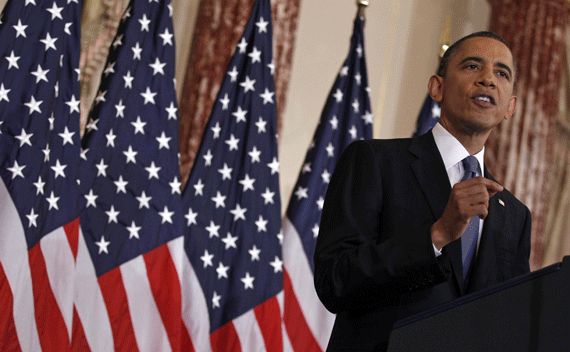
[430,36,517,135]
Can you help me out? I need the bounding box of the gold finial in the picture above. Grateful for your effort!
[357,0,370,6]
[439,15,451,58]
[357,0,369,18]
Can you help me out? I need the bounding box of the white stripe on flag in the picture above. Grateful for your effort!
[74,228,114,351]
[233,309,266,352]
[283,218,335,350]
[40,226,75,338]
[121,255,171,352]
[0,179,42,352]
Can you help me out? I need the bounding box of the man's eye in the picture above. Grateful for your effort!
[467,64,478,69]
[498,71,508,78]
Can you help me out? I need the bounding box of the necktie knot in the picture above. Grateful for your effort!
[461,155,479,181]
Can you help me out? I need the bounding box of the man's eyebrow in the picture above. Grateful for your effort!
[459,56,513,77]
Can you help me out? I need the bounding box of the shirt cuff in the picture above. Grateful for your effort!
[433,243,442,257]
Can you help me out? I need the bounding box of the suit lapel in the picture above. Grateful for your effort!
[408,132,464,293]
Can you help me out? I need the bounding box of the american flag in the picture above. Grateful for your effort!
[0,0,82,350]
[181,0,284,350]
[75,0,188,350]
[412,94,440,137]
[282,15,373,352]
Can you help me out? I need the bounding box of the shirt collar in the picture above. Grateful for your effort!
[432,123,485,175]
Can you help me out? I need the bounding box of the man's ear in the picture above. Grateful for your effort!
[428,75,444,103]
[504,95,517,120]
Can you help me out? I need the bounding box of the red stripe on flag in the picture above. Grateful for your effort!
[143,244,183,351]
[211,321,242,352]
[98,268,139,352]
[63,218,80,260]
[71,306,91,352]
[0,260,22,352]
[180,322,195,352]
[283,269,322,352]
[28,244,71,352]
[254,296,283,352]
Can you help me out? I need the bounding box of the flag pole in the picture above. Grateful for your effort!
[357,0,369,19]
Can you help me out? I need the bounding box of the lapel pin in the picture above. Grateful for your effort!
[498,199,505,207]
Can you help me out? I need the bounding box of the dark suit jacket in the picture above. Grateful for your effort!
[313,131,531,352]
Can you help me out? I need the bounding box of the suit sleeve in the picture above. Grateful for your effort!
[313,141,449,314]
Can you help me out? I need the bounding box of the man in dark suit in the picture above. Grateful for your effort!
[313,31,531,352]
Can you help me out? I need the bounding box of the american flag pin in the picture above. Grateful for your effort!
[499,199,505,206]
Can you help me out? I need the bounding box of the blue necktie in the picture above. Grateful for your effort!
[461,156,480,286]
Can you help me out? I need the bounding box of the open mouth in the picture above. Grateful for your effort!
[473,94,495,105]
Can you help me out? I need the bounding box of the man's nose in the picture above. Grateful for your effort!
[476,68,496,87]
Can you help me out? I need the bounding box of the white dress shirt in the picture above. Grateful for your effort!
[431,123,484,256]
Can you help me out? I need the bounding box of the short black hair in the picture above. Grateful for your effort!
[436,31,516,84]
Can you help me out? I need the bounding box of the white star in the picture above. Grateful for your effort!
[356,44,363,57]
[7,160,25,179]
[193,179,204,196]
[248,47,262,63]
[46,2,63,20]
[131,116,146,134]
[219,93,230,110]
[241,272,255,289]
[86,118,100,132]
[80,148,89,161]
[312,223,320,238]
[145,162,161,179]
[249,146,261,163]
[255,215,268,232]
[349,125,358,140]
[239,174,255,191]
[33,176,45,195]
[225,134,239,151]
[267,60,275,75]
[48,115,55,130]
[106,129,117,147]
[255,17,269,33]
[230,204,247,221]
[126,221,141,239]
[26,209,38,228]
[261,187,275,204]
[227,66,239,82]
[352,99,360,113]
[95,159,108,176]
[15,129,33,147]
[321,169,331,183]
[46,191,59,210]
[240,76,256,93]
[354,73,362,85]
[211,191,226,209]
[267,157,280,175]
[31,65,49,83]
[212,292,221,308]
[169,177,181,194]
[158,206,174,224]
[232,106,248,122]
[340,66,349,76]
[95,236,110,254]
[203,149,213,166]
[330,116,338,130]
[218,163,233,180]
[237,38,248,53]
[205,221,220,238]
[211,122,221,139]
[269,256,284,273]
[317,196,325,210]
[85,189,98,207]
[149,58,166,75]
[114,99,125,118]
[277,229,284,244]
[51,159,67,178]
[122,6,131,21]
[123,145,138,164]
[112,34,123,48]
[165,102,177,120]
[136,190,152,209]
[24,96,42,114]
[260,88,274,104]
[114,176,128,193]
[58,126,75,146]
[65,95,80,114]
[362,111,373,125]
[95,90,106,104]
[185,208,198,226]
[13,20,27,38]
[295,186,308,200]
[40,33,58,52]
[200,250,214,268]
[431,102,441,118]
[326,142,335,157]
[139,14,150,32]
[104,62,115,76]
[221,232,238,249]
[159,27,173,46]
[302,162,311,173]
[123,71,134,88]
[216,262,229,279]
[156,132,171,149]
[43,145,51,161]
[105,205,120,223]
[5,51,20,69]
[140,87,157,105]
[249,245,261,261]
